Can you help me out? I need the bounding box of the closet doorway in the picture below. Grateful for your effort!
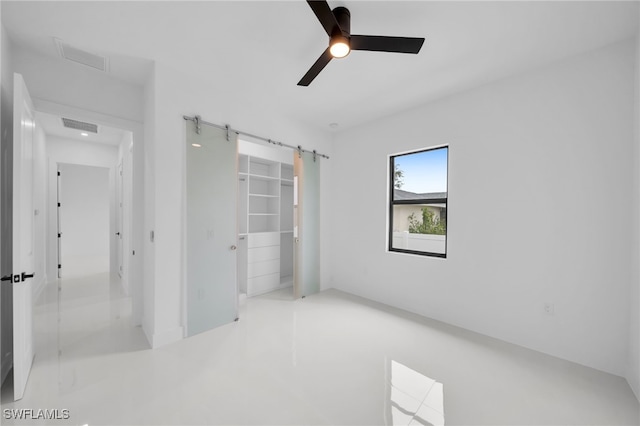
[237,141,294,300]
[236,140,320,301]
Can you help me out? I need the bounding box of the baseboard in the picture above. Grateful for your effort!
[142,320,154,348]
[34,274,47,303]
[247,282,293,298]
[1,352,12,386]
[151,326,184,348]
[627,372,639,403]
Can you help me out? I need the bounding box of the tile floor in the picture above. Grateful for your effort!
[1,273,639,425]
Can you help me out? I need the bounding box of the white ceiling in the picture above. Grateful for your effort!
[3,1,638,132]
[37,111,125,146]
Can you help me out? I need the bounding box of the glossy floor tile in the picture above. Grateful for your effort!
[1,277,639,425]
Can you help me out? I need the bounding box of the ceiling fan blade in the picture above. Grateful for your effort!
[298,48,333,86]
[351,35,425,54]
[307,0,340,36]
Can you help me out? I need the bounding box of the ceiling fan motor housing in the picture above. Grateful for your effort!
[333,6,351,36]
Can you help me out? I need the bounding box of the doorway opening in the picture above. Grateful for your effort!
[41,111,135,298]
[237,138,295,302]
[0,73,145,402]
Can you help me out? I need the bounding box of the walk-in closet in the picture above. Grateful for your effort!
[237,140,294,299]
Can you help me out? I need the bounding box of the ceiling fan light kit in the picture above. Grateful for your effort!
[329,34,350,58]
[298,1,425,86]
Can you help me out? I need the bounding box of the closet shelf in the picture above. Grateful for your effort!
[249,193,279,198]
[249,174,280,182]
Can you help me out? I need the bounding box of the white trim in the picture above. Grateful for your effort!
[33,274,47,304]
[0,353,11,387]
[142,317,154,348]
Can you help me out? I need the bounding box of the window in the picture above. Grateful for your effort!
[388,146,448,258]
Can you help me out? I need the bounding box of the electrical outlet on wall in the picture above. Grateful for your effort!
[544,302,555,315]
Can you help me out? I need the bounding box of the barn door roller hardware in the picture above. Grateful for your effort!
[183,115,329,159]
[194,115,201,135]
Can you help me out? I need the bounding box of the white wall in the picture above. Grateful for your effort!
[145,61,332,347]
[12,48,143,122]
[329,40,635,377]
[46,137,118,281]
[142,68,156,343]
[58,163,110,276]
[629,15,640,400]
[239,138,295,165]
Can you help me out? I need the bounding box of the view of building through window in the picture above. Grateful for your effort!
[389,146,448,257]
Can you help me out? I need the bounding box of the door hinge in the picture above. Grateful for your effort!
[58,203,61,207]
[58,233,61,238]
[58,264,62,269]
[57,171,61,176]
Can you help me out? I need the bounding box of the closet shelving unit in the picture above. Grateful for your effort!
[238,154,294,297]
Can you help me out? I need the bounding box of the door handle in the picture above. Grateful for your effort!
[21,272,34,281]
[1,275,12,284]
[230,245,237,251]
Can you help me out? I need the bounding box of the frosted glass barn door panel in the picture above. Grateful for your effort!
[186,122,238,336]
[293,151,320,299]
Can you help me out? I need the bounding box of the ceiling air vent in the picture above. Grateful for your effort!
[55,38,109,72]
[61,118,98,134]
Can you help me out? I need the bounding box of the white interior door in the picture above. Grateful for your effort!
[12,73,36,400]
[185,121,238,336]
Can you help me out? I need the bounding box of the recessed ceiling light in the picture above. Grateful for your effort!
[329,123,339,129]
[80,132,89,137]
[191,143,202,148]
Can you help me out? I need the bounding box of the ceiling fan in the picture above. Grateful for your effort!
[298,0,425,86]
